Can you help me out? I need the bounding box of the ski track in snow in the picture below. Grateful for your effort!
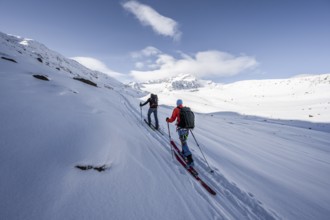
[119,92,280,220]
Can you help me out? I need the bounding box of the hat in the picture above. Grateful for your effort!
[176,99,183,106]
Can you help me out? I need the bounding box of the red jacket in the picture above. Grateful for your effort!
[167,104,183,125]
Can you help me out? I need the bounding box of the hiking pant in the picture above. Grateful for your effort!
[148,108,159,128]
[178,128,191,157]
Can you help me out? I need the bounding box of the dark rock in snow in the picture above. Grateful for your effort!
[33,74,49,81]
[75,165,107,172]
[1,56,17,63]
[73,77,97,87]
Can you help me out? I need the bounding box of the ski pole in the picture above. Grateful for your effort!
[190,130,214,173]
[140,104,142,123]
[167,122,174,160]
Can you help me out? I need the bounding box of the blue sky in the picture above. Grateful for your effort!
[1,0,329,83]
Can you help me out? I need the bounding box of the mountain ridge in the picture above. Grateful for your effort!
[0,32,122,89]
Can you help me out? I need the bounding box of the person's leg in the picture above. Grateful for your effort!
[178,129,194,166]
[178,129,191,156]
[186,154,194,167]
[147,108,152,125]
[153,109,159,129]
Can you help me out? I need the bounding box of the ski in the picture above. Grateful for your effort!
[150,124,164,135]
[170,140,216,195]
[144,119,164,135]
[144,119,155,130]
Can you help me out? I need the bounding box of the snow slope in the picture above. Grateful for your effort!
[1,32,330,220]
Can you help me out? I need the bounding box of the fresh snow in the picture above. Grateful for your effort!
[137,73,330,124]
[1,32,330,220]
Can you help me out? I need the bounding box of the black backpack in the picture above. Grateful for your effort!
[178,107,195,129]
[150,94,158,108]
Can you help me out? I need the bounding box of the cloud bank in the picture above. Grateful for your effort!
[130,47,258,82]
[122,0,181,41]
[71,57,126,80]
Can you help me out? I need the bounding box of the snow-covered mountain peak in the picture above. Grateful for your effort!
[0,31,123,89]
[168,73,202,90]
[136,73,204,91]
[2,32,54,56]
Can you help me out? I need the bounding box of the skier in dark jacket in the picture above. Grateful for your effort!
[166,99,194,167]
[140,94,159,129]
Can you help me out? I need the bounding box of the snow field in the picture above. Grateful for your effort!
[1,32,330,220]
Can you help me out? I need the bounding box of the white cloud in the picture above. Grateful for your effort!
[141,46,162,56]
[122,1,181,41]
[135,62,144,69]
[130,48,259,82]
[71,57,126,79]
[130,46,161,58]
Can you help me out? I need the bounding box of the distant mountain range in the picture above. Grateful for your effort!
[132,73,330,123]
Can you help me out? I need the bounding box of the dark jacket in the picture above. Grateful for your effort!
[141,98,158,108]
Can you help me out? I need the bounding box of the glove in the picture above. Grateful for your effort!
[139,103,142,107]
[166,117,169,122]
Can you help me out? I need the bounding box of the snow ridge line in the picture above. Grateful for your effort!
[119,92,280,219]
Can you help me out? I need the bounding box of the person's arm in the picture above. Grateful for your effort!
[140,98,150,107]
[166,108,179,123]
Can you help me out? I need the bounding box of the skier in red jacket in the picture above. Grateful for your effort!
[166,99,194,167]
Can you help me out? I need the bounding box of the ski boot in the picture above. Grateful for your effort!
[186,154,194,168]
